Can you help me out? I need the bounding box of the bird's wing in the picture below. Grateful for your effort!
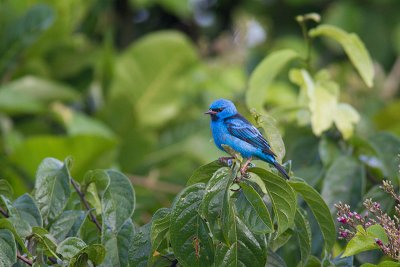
[225,114,276,157]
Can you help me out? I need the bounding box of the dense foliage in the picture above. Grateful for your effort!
[1,0,400,266]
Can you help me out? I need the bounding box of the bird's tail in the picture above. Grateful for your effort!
[272,161,290,180]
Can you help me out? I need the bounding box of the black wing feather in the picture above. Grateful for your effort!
[224,114,276,157]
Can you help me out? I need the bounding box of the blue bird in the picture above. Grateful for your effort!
[205,99,290,179]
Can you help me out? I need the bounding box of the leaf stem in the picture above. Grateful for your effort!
[17,251,33,266]
[70,178,102,231]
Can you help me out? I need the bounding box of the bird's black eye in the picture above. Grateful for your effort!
[212,108,224,112]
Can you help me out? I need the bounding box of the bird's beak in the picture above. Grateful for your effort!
[204,110,217,115]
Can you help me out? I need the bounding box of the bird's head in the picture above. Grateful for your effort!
[205,99,237,120]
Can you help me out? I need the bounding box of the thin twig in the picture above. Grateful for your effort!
[70,179,102,231]
[17,252,33,266]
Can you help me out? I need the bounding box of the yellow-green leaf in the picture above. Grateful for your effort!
[309,24,374,88]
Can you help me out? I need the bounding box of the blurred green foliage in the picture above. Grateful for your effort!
[1,0,400,265]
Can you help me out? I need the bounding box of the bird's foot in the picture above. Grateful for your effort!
[218,156,235,167]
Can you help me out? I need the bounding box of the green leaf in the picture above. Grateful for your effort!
[56,237,87,259]
[186,160,223,185]
[309,24,374,88]
[170,183,214,267]
[0,196,31,238]
[247,49,299,112]
[361,261,400,267]
[0,229,17,266]
[102,218,134,267]
[108,31,198,127]
[0,4,55,75]
[129,223,151,267]
[342,225,387,257]
[0,218,29,255]
[214,217,268,267]
[235,181,273,234]
[150,208,171,254]
[101,170,135,232]
[266,249,287,267]
[369,133,400,184]
[78,215,100,245]
[249,168,296,235]
[0,180,13,200]
[294,209,311,266]
[289,179,336,251]
[321,156,365,213]
[201,167,232,241]
[31,226,59,259]
[0,76,78,115]
[13,194,42,228]
[70,244,106,266]
[33,157,71,223]
[333,103,360,139]
[50,210,84,242]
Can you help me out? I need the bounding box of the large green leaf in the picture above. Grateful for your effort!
[50,210,84,242]
[102,218,134,267]
[247,49,299,112]
[70,244,106,266]
[0,76,78,114]
[101,170,135,232]
[0,219,29,255]
[56,237,87,259]
[108,31,198,128]
[0,196,31,238]
[186,160,223,185]
[235,181,273,234]
[214,215,267,267]
[201,167,232,241]
[0,229,17,266]
[266,249,287,267]
[34,157,71,223]
[309,24,374,88]
[321,156,365,213]
[170,183,214,267]
[129,223,151,267]
[0,180,13,200]
[13,194,42,228]
[150,208,171,254]
[289,179,336,251]
[249,168,296,235]
[294,209,311,266]
[369,133,400,184]
[342,225,387,257]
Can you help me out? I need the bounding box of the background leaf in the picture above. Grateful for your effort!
[309,24,374,87]
[247,49,299,112]
[34,157,71,223]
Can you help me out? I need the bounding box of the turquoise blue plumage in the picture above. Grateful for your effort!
[205,99,289,179]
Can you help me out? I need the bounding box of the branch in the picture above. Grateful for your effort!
[17,252,33,266]
[70,179,102,231]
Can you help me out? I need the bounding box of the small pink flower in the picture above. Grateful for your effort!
[337,217,347,224]
[375,238,383,246]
